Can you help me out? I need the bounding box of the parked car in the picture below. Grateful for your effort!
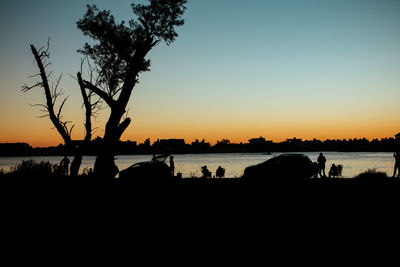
[119,154,174,184]
[243,153,314,183]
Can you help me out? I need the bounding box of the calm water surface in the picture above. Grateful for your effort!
[0,152,396,178]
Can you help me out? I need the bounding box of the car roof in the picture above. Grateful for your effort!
[127,154,171,167]
[277,153,308,157]
[263,154,311,164]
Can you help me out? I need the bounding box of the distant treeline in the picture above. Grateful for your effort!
[1,136,399,157]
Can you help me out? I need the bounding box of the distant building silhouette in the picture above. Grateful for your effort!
[117,140,137,154]
[0,143,32,156]
[286,137,302,144]
[159,139,185,146]
[304,138,322,145]
[153,139,186,153]
[3,134,400,156]
[126,140,137,146]
[144,138,151,147]
[191,139,211,153]
[248,136,272,145]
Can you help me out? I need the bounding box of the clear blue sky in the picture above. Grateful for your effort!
[1,0,400,147]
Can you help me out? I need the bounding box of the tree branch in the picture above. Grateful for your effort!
[57,96,68,120]
[116,117,131,140]
[77,72,92,141]
[117,44,153,108]
[21,82,42,93]
[82,79,116,109]
[138,18,151,39]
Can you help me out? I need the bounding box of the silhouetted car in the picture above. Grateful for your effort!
[119,154,174,184]
[243,154,313,183]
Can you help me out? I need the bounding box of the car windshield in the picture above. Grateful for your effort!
[130,163,141,168]
[152,154,170,162]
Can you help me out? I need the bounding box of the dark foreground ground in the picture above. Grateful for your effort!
[3,176,400,266]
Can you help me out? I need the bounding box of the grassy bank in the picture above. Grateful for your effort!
[3,167,400,265]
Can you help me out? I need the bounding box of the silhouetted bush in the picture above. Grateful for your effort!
[6,160,58,177]
[353,168,387,181]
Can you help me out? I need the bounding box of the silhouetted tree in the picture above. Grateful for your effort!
[76,0,187,177]
[216,139,231,146]
[22,40,100,176]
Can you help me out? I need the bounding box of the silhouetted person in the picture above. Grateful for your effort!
[311,162,319,178]
[329,164,338,178]
[60,156,70,176]
[317,153,326,178]
[216,166,225,178]
[201,165,211,178]
[393,152,400,177]
[337,165,343,177]
[170,156,175,177]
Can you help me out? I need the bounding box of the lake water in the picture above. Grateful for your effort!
[0,152,396,178]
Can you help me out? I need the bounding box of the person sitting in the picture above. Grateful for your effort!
[216,166,225,178]
[337,165,343,177]
[201,165,211,178]
[311,162,319,178]
[329,164,338,178]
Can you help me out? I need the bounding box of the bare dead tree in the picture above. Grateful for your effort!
[70,58,104,176]
[22,40,99,176]
[22,41,74,143]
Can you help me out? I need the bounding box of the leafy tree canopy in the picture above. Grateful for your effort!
[76,0,187,95]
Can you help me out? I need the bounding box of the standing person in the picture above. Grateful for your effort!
[317,152,326,178]
[169,156,175,177]
[60,156,70,176]
[393,152,400,178]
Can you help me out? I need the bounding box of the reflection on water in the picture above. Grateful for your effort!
[0,152,395,178]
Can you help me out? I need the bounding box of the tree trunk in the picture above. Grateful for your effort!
[93,138,119,179]
[93,112,120,178]
[70,155,82,176]
[90,48,149,179]
[94,151,119,179]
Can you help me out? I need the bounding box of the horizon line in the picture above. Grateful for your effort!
[2,133,399,148]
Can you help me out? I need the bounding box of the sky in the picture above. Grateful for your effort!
[0,0,399,147]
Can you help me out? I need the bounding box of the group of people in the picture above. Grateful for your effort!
[200,165,225,178]
[314,152,342,178]
[167,154,226,179]
[315,151,400,178]
[57,151,400,178]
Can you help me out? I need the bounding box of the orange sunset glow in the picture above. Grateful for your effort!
[0,0,399,148]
